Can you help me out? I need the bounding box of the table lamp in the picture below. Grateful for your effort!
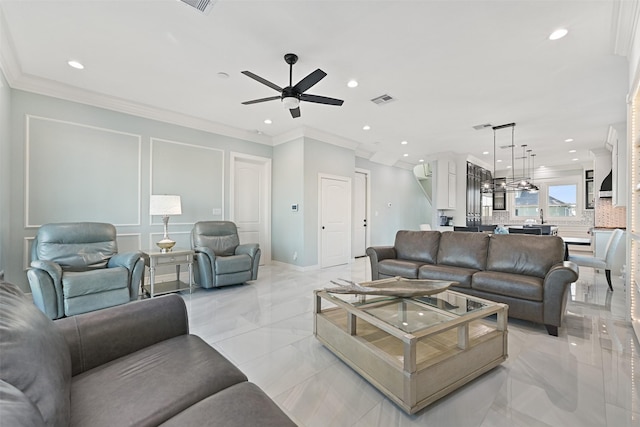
[150,195,182,252]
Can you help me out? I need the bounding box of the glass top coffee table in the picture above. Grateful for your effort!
[314,283,508,414]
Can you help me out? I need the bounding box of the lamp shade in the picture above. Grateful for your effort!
[149,195,182,216]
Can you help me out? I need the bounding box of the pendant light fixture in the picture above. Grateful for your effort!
[482,122,538,193]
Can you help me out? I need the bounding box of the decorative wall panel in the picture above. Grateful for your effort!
[26,116,141,227]
[150,138,224,224]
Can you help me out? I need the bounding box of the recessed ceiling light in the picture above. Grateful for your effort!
[497,159,503,163]
[264,119,272,124]
[67,60,84,70]
[572,158,579,161]
[362,125,371,131]
[419,159,424,163]
[569,149,576,153]
[347,79,358,88]
[565,138,574,142]
[403,153,409,157]
[549,28,568,41]
[482,151,489,155]
[506,165,512,168]
[401,140,408,145]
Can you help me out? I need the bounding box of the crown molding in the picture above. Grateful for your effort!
[9,72,273,145]
[612,0,640,57]
[0,6,21,85]
[271,126,359,151]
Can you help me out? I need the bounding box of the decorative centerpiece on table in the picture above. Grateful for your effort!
[325,276,454,297]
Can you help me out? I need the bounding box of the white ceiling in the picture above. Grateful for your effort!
[0,0,631,171]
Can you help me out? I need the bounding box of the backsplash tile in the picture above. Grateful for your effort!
[594,198,626,228]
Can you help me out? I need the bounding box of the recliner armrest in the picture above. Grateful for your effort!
[194,245,217,263]
[55,294,189,376]
[235,243,259,258]
[30,260,62,285]
[108,251,143,271]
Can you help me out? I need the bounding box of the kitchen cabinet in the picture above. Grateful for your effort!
[585,169,594,209]
[493,177,506,210]
[436,159,456,210]
[466,162,492,227]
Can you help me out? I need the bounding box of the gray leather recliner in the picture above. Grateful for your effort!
[27,222,144,319]
[191,221,261,288]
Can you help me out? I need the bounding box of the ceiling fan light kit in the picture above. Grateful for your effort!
[241,53,344,118]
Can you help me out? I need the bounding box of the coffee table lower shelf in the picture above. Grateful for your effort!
[314,291,508,414]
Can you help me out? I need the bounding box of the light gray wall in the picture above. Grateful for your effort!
[356,157,430,245]
[302,138,355,266]
[271,138,305,266]
[271,137,356,268]
[5,87,433,289]
[0,70,10,278]
[7,89,272,291]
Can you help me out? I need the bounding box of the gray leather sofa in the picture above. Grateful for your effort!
[0,281,296,427]
[367,230,579,336]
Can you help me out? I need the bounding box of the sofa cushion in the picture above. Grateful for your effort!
[394,230,441,264]
[486,234,564,279]
[159,382,296,427]
[378,259,423,279]
[472,271,543,302]
[0,380,46,427]
[70,334,248,427]
[418,264,478,288]
[437,231,490,270]
[0,281,71,427]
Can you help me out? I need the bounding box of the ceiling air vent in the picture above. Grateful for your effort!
[371,94,395,105]
[180,0,216,14]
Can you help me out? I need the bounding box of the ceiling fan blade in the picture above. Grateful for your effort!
[241,71,282,92]
[300,93,344,106]
[289,107,301,118]
[242,96,281,105]
[293,69,327,93]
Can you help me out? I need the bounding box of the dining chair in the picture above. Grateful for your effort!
[568,228,624,291]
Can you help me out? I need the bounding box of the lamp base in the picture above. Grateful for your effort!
[156,238,176,253]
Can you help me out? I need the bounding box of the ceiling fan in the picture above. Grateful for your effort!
[241,53,344,118]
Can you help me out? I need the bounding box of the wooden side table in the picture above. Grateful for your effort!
[141,248,194,298]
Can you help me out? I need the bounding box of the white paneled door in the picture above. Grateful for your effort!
[230,153,271,264]
[319,174,351,268]
[352,170,368,258]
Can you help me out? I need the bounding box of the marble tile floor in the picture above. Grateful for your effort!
[179,258,639,427]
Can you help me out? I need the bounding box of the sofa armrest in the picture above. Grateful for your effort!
[365,246,396,280]
[542,261,579,327]
[54,294,189,376]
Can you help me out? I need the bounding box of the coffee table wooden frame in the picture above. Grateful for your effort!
[313,289,508,414]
